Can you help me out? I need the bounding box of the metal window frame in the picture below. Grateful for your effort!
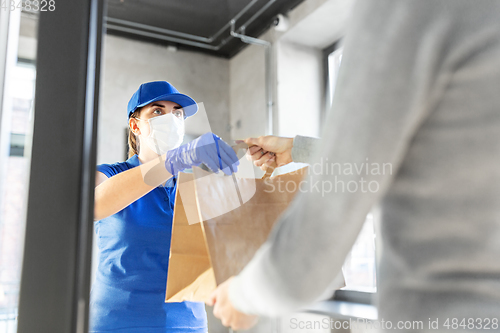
[332,289,374,305]
[17,0,105,332]
[17,57,36,66]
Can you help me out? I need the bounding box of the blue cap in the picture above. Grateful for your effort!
[127,81,198,119]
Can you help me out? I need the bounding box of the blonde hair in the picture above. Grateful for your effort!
[127,109,141,158]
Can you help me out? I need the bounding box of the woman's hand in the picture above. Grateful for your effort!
[165,132,239,175]
[243,136,294,170]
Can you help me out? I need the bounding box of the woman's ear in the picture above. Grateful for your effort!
[129,118,141,136]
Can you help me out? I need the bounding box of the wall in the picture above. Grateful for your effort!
[279,0,354,49]
[228,30,324,140]
[277,40,323,137]
[228,30,270,139]
[228,0,354,140]
[97,34,231,165]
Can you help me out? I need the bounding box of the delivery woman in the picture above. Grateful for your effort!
[90,81,239,332]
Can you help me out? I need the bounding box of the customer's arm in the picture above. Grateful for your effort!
[244,135,319,169]
[290,135,319,163]
[228,0,462,316]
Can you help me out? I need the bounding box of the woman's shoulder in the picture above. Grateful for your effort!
[97,155,139,178]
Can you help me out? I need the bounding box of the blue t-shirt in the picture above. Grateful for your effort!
[89,155,207,333]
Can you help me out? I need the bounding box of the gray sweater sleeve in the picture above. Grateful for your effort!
[291,135,319,163]
[228,0,496,316]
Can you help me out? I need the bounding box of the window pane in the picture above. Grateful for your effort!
[327,45,377,293]
[0,10,38,332]
[328,47,343,105]
[341,214,377,292]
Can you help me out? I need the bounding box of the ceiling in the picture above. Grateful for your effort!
[282,0,354,49]
[105,0,305,58]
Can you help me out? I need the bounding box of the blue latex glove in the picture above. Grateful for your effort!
[165,132,240,176]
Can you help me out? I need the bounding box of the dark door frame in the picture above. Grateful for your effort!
[17,0,105,332]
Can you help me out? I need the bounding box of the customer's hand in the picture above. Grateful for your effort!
[206,277,259,331]
[243,135,293,170]
[165,132,239,176]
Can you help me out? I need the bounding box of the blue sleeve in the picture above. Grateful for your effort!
[96,163,119,178]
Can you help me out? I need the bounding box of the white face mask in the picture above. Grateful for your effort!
[137,113,185,155]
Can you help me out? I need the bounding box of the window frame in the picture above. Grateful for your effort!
[321,39,342,126]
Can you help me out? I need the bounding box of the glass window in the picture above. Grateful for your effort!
[341,213,377,292]
[327,46,343,106]
[0,60,36,333]
[326,44,377,293]
[0,10,38,331]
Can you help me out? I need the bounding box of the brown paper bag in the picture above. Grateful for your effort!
[165,171,216,303]
[166,165,316,302]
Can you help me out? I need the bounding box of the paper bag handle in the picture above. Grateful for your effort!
[262,161,277,179]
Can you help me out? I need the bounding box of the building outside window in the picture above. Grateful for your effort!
[0,60,36,332]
